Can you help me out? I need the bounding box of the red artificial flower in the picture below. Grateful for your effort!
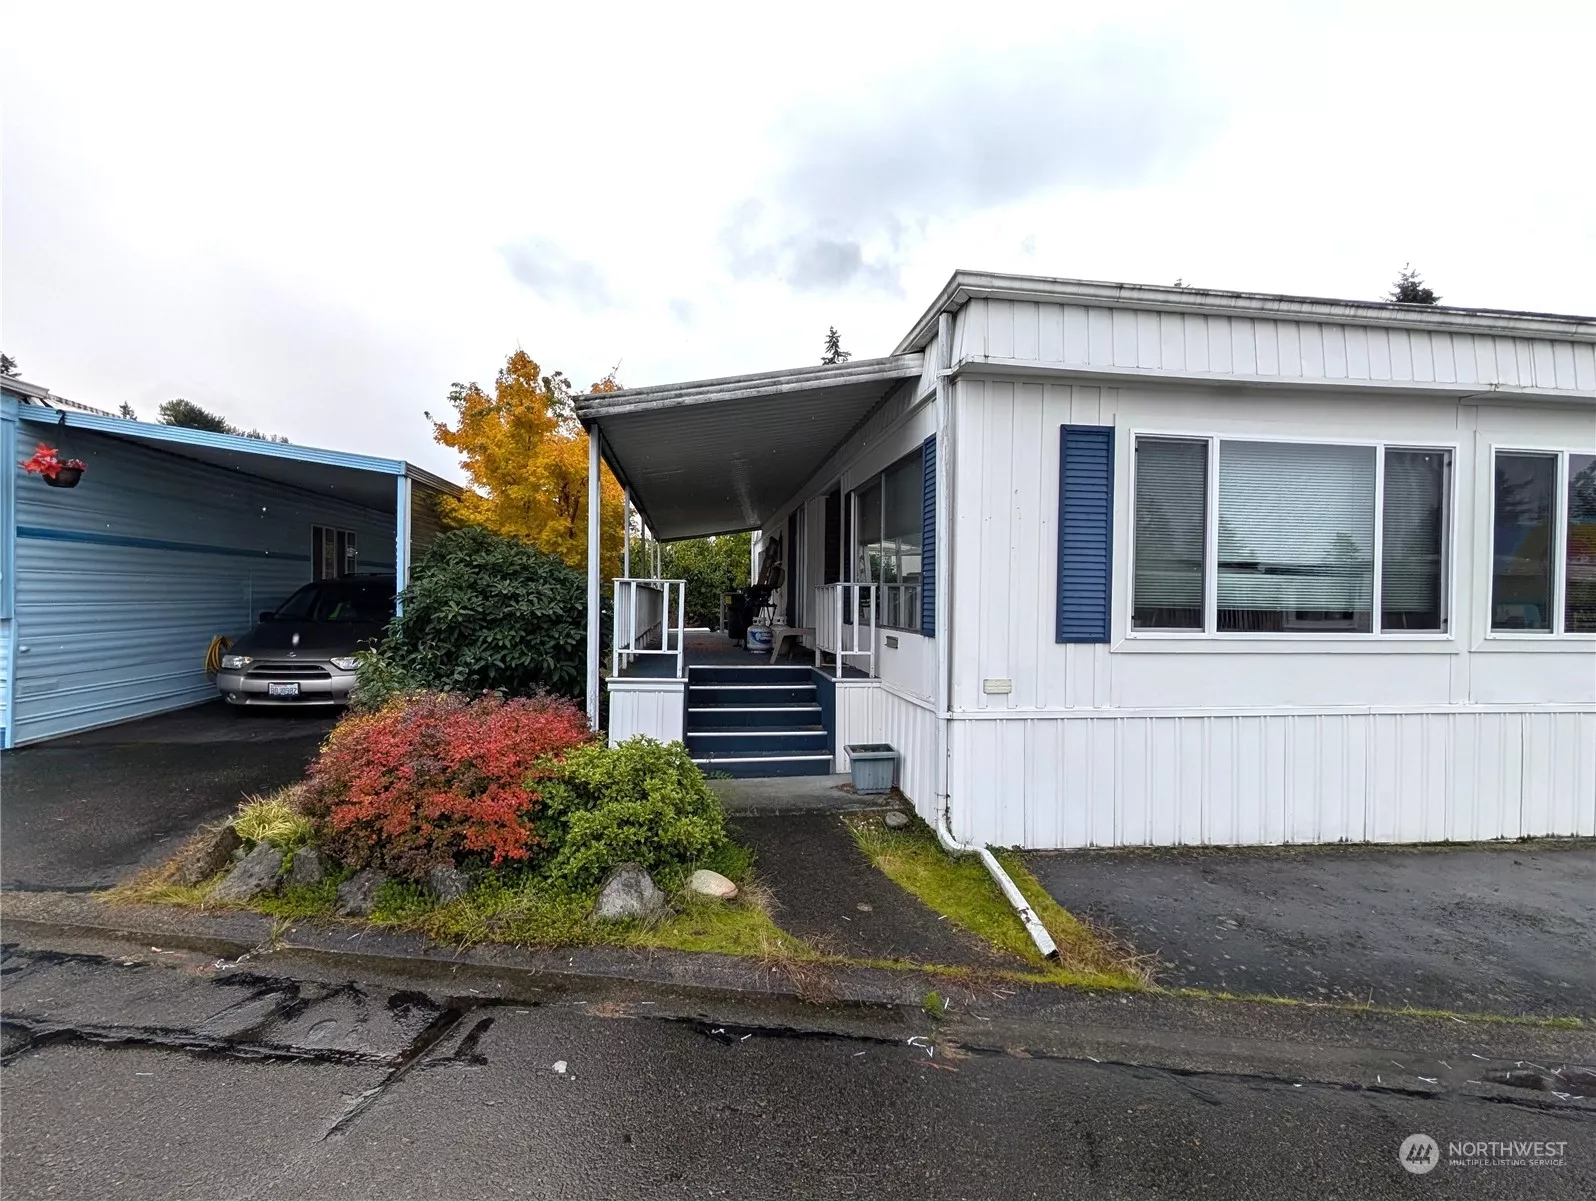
[19,444,86,480]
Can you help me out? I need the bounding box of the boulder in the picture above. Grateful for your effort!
[172,825,243,886]
[590,863,667,922]
[686,869,738,900]
[210,844,283,902]
[428,864,471,904]
[285,847,327,888]
[336,869,387,917]
[883,811,911,830]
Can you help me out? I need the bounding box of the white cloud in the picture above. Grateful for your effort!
[2,1,1592,482]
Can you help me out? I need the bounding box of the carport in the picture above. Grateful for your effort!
[0,379,460,747]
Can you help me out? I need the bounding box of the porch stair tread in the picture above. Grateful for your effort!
[685,663,835,778]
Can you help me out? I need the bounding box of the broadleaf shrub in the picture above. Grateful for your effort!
[383,527,595,700]
[348,646,422,713]
[301,691,593,880]
[539,737,728,888]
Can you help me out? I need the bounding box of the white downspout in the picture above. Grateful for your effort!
[929,311,1058,961]
[585,425,602,730]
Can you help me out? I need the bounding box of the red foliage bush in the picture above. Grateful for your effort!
[301,691,593,880]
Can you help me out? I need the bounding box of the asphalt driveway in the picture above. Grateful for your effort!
[1,702,333,891]
[1024,842,1596,1019]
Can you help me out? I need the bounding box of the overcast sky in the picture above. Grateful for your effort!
[4,2,1592,480]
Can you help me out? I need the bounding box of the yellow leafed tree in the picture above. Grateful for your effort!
[430,350,625,576]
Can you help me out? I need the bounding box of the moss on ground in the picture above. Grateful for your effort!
[843,812,1150,990]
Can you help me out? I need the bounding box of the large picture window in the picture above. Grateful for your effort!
[1491,449,1596,635]
[1130,436,1451,636]
[851,447,925,631]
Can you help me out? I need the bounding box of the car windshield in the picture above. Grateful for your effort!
[271,580,394,623]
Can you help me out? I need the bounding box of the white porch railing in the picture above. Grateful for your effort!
[612,577,687,677]
[814,582,877,679]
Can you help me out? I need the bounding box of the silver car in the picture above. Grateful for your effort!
[215,575,394,707]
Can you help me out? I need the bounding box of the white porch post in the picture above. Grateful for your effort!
[586,426,602,730]
[394,474,412,615]
[622,489,631,578]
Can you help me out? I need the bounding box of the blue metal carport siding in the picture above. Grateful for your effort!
[5,424,398,746]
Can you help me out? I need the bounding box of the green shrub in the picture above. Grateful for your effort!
[383,527,594,700]
[348,646,422,713]
[539,737,728,888]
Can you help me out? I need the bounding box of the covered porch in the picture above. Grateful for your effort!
[575,354,924,776]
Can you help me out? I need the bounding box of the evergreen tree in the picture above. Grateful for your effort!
[1389,264,1440,305]
[821,326,851,365]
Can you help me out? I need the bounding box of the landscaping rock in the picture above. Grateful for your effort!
[883,811,910,830]
[686,869,738,900]
[171,825,243,886]
[337,869,387,917]
[210,844,283,903]
[590,863,667,921]
[285,848,327,888]
[428,864,471,904]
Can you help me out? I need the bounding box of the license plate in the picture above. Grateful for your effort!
[267,682,301,699]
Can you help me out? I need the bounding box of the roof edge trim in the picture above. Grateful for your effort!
[894,271,1596,355]
[574,354,922,420]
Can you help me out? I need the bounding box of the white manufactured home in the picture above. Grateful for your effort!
[577,272,1596,850]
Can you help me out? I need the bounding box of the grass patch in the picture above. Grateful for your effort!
[353,847,810,960]
[843,813,1150,990]
[233,789,314,851]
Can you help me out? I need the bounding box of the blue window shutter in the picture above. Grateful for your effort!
[1056,425,1114,643]
[920,434,936,637]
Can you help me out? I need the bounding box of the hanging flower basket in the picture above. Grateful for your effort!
[20,443,86,489]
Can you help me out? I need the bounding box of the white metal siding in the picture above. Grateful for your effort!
[950,710,1596,848]
[831,679,940,823]
[947,373,1596,848]
[954,297,1596,396]
[607,679,685,746]
[11,429,397,744]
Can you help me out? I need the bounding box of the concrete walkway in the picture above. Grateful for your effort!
[710,774,890,815]
[731,813,1013,968]
[1025,842,1596,1018]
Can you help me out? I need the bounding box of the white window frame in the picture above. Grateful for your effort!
[1125,429,1459,642]
[848,448,926,635]
[1485,444,1596,641]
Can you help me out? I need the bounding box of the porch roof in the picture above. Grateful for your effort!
[574,354,923,540]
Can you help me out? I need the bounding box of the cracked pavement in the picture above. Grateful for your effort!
[3,939,1593,1199]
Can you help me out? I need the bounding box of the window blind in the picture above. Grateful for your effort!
[1381,450,1448,630]
[1132,437,1206,629]
[1218,441,1374,632]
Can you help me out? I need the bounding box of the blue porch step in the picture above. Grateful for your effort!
[688,704,822,730]
[691,749,835,778]
[686,726,828,754]
[684,664,833,778]
[689,664,814,685]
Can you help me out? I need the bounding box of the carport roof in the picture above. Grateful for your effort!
[573,355,923,541]
[11,393,461,511]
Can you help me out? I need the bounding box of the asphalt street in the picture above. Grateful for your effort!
[3,942,1590,1200]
